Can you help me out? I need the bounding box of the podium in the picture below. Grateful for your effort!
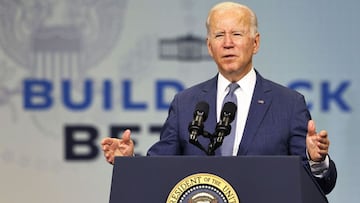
[109,156,327,203]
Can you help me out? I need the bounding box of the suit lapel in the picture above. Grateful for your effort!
[238,71,272,155]
[194,75,219,154]
[198,75,218,135]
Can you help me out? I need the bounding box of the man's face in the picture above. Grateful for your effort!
[207,8,260,81]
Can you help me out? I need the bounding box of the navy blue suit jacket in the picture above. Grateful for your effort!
[147,70,336,194]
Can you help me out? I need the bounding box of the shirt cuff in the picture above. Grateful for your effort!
[307,152,330,178]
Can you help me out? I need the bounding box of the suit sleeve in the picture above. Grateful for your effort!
[147,95,182,155]
[291,94,337,195]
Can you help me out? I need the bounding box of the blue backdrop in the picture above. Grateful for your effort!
[0,0,358,202]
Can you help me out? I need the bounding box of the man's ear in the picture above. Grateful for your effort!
[253,33,260,54]
[207,37,214,57]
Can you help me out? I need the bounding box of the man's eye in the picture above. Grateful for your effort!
[215,34,224,38]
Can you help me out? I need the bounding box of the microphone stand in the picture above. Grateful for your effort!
[189,128,230,156]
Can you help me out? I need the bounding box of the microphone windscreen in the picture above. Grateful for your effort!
[194,101,209,120]
[221,102,237,121]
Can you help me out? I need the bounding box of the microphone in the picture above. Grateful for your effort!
[188,101,209,150]
[211,102,237,152]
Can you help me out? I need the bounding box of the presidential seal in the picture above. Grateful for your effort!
[167,173,240,203]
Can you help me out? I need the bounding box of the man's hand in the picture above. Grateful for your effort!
[101,129,134,165]
[306,120,330,162]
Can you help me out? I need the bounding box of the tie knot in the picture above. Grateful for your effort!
[228,83,239,95]
[223,83,239,105]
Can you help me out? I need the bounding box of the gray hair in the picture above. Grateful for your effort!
[206,2,258,37]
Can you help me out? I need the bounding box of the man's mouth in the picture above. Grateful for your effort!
[223,55,236,59]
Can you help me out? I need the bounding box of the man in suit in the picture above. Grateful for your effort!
[101,2,337,195]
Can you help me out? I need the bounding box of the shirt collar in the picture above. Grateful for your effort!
[217,68,256,94]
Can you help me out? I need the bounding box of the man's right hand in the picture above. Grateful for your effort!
[101,129,134,165]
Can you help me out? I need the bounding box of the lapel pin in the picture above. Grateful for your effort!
[258,100,265,104]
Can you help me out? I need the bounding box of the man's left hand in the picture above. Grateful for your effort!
[306,120,330,162]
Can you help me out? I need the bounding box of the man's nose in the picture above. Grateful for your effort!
[223,34,235,48]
